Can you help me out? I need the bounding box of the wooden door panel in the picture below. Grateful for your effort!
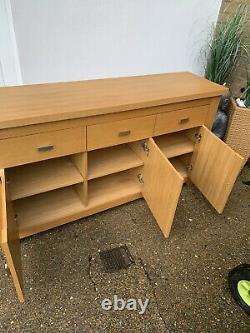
[0,170,24,303]
[130,139,184,237]
[189,126,244,213]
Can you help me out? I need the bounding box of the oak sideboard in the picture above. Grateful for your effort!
[0,72,244,302]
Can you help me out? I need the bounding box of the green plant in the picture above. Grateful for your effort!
[205,4,249,85]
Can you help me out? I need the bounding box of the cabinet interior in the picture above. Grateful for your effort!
[8,129,199,238]
[154,130,195,158]
[14,185,84,237]
[88,144,143,180]
[8,156,83,200]
[169,154,192,181]
[154,128,197,181]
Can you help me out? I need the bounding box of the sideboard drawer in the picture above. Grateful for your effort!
[87,115,155,150]
[154,105,209,136]
[0,127,86,168]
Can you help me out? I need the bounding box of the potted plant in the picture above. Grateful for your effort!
[204,4,249,152]
[205,5,248,85]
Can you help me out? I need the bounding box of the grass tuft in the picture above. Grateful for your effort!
[205,4,249,85]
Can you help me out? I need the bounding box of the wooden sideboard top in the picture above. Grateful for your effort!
[0,72,226,129]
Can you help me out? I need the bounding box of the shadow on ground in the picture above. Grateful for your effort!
[0,167,249,332]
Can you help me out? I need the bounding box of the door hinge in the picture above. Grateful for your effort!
[137,173,144,184]
[195,133,202,143]
[141,141,150,155]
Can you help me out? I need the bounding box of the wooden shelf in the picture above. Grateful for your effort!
[16,171,142,238]
[15,186,85,238]
[154,132,194,158]
[88,171,141,206]
[8,157,83,200]
[88,144,143,179]
[170,158,188,181]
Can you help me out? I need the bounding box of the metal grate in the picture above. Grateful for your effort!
[99,245,135,273]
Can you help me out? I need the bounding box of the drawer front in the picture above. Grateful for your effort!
[154,105,209,136]
[0,127,86,168]
[87,115,155,150]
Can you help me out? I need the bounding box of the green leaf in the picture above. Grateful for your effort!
[204,4,249,85]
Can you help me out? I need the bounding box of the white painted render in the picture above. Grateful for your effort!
[4,0,222,85]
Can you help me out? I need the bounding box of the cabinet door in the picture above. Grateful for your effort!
[130,138,184,237]
[189,126,244,213]
[0,170,24,303]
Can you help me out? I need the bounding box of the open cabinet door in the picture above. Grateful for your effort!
[130,138,184,237]
[189,126,244,214]
[0,170,24,303]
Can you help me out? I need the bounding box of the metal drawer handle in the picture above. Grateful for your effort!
[37,144,54,152]
[179,117,190,124]
[118,130,131,137]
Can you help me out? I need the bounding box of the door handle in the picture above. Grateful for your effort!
[178,117,190,124]
[118,130,131,137]
[37,144,54,152]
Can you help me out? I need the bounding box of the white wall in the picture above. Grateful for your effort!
[0,0,22,86]
[10,0,222,85]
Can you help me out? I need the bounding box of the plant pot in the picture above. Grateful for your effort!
[225,98,250,162]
